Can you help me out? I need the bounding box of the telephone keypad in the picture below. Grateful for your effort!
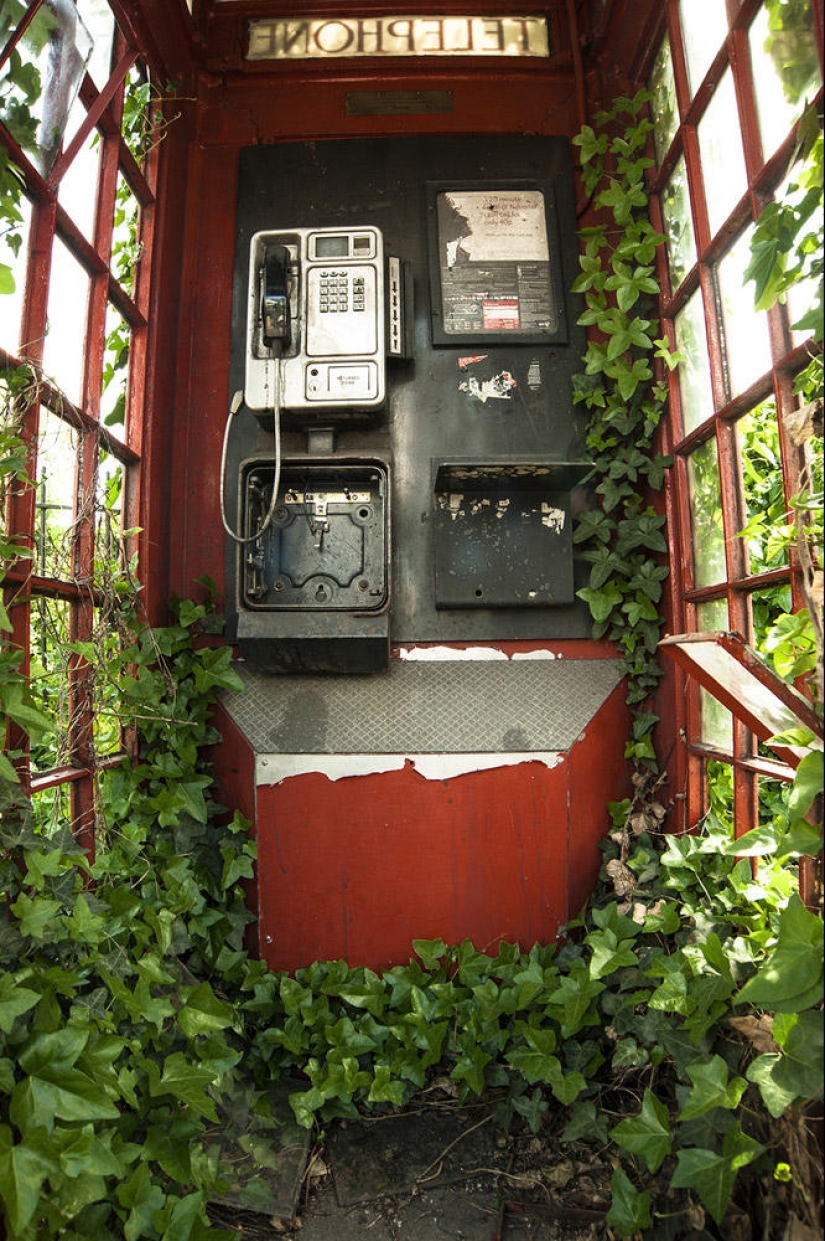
[318,269,367,313]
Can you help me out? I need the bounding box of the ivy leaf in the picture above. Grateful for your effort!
[679,1055,747,1120]
[1,682,52,740]
[413,938,448,969]
[10,893,63,940]
[609,1089,671,1172]
[606,1168,651,1236]
[367,1064,406,1105]
[451,1044,491,1095]
[0,974,39,1033]
[788,750,824,819]
[735,895,823,1012]
[57,1124,124,1178]
[0,264,15,294]
[745,1054,798,1118]
[576,581,624,623]
[671,1124,764,1224]
[178,981,236,1038]
[746,1011,824,1116]
[0,1124,56,1234]
[117,1163,167,1241]
[145,1053,219,1121]
[289,1085,326,1128]
[585,926,639,978]
[571,124,609,164]
[10,1066,120,1133]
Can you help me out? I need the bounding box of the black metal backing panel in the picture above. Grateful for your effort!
[240,459,389,611]
[227,135,590,646]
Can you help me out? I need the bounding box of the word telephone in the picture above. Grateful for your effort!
[246,226,386,416]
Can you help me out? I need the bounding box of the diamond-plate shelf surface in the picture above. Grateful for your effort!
[222,659,623,754]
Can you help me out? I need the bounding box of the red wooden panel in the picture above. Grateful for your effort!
[255,756,570,971]
[566,680,632,918]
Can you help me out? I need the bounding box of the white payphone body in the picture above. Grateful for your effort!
[245,226,386,414]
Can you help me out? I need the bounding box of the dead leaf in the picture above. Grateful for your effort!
[605,858,635,896]
[543,1158,575,1188]
[686,1202,706,1230]
[783,399,823,445]
[784,1215,821,1241]
[728,1014,779,1054]
[308,1157,328,1181]
[724,1208,753,1241]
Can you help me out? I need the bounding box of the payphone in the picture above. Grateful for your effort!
[245,226,389,417]
[225,224,405,673]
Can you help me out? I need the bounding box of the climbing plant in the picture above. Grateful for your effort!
[570,88,679,769]
[746,99,823,704]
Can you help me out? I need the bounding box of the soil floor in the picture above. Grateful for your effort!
[206,1092,616,1240]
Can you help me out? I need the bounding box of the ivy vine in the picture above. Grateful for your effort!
[571,88,679,765]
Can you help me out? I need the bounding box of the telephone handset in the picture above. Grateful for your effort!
[246,226,386,415]
[261,246,291,347]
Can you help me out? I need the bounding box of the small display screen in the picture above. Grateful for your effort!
[315,235,350,258]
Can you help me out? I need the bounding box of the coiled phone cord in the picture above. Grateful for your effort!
[219,381,282,544]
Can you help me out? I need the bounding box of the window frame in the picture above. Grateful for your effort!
[647,0,823,848]
[1,1,159,852]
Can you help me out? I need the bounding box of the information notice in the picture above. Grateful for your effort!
[436,190,557,336]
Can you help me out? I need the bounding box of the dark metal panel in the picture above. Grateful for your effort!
[227,134,591,645]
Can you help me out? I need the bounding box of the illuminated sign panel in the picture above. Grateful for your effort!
[245,16,551,60]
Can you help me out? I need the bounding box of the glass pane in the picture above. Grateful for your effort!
[679,0,729,96]
[718,228,773,397]
[76,0,117,93]
[29,596,72,773]
[0,193,31,352]
[737,399,790,575]
[751,581,793,655]
[675,288,714,434]
[122,65,152,165]
[698,70,748,236]
[3,2,94,173]
[697,599,731,750]
[649,36,679,165]
[93,607,123,758]
[0,8,48,166]
[749,0,822,161]
[31,782,72,836]
[96,454,126,583]
[43,237,89,407]
[705,757,734,825]
[687,436,726,588]
[36,407,78,581]
[758,774,793,831]
[660,155,696,290]
[101,303,129,439]
[787,272,821,345]
[57,126,101,243]
[763,161,823,346]
[112,174,141,296]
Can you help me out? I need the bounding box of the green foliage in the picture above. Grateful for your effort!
[745,104,823,332]
[2,555,822,1239]
[1,583,258,1238]
[0,2,56,292]
[571,90,676,745]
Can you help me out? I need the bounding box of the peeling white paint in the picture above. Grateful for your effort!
[444,492,464,519]
[256,751,564,787]
[541,503,566,533]
[398,645,562,661]
[512,649,561,660]
[459,371,517,402]
[399,644,506,661]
